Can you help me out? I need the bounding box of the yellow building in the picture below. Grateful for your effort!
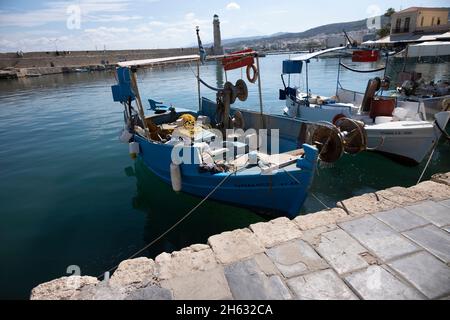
[390,7,449,35]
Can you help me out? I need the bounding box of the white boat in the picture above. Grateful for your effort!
[281,47,450,165]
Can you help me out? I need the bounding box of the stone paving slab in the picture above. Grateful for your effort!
[266,239,328,278]
[403,225,450,263]
[155,246,219,280]
[30,173,450,301]
[337,193,396,216]
[287,269,358,300]
[208,228,265,264]
[160,267,232,300]
[344,265,424,300]
[295,208,347,230]
[224,259,292,300]
[407,181,450,201]
[125,285,172,300]
[339,215,419,261]
[373,208,429,232]
[440,199,450,208]
[250,217,302,248]
[314,229,369,275]
[404,201,450,228]
[388,251,450,299]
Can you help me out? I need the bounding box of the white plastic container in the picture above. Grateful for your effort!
[129,142,140,159]
[248,151,258,165]
[375,116,393,125]
[392,107,408,121]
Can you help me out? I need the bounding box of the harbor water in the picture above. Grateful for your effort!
[0,54,449,299]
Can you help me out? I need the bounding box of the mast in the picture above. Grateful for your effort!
[305,59,309,98]
[336,55,342,96]
[197,60,201,112]
[129,67,149,138]
[256,55,265,129]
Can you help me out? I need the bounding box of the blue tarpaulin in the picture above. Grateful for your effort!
[111,67,136,103]
[282,60,303,74]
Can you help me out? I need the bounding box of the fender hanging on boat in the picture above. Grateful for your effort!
[170,163,182,192]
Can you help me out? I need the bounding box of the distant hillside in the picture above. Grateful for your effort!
[223,15,390,49]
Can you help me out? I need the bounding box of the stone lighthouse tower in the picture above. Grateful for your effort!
[213,14,224,55]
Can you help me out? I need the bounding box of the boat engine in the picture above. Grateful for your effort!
[310,118,367,163]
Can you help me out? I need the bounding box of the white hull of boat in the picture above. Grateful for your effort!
[284,95,450,164]
[365,122,438,164]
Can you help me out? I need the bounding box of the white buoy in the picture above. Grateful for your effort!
[170,163,182,192]
[129,142,140,159]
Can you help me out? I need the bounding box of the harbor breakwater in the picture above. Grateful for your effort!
[0,47,198,79]
[30,172,450,300]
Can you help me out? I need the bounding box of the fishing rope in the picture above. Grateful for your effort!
[283,168,330,210]
[339,62,386,73]
[417,142,438,185]
[97,170,234,279]
[435,120,450,142]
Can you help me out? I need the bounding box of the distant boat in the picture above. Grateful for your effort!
[280,47,450,165]
[74,68,89,73]
[110,53,363,216]
[26,73,41,77]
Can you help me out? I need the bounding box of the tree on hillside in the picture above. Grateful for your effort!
[385,8,396,17]
[377,8,396,38]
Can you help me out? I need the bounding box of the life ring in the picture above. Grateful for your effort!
[246,64,258,84]
[332,113,346,125]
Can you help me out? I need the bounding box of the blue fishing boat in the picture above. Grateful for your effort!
[111,51,362,217]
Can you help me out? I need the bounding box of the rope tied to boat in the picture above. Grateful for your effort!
[97,170,235,280]
[283,168,330,210]
[435,119,450,142]
[339,62,386,73]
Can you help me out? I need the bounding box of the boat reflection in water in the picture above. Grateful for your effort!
[130,158,265,257]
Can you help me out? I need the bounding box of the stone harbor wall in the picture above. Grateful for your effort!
[0,48,200,78]
[30,172,450,300]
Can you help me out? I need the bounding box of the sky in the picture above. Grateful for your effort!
[0,0,448,52]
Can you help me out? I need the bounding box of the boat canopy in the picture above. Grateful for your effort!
[407,41,450,58]
[116,51,260,69]
[117,55,200,68]
[290,46,346,62]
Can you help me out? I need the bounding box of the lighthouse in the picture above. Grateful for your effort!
[213,14,224,55]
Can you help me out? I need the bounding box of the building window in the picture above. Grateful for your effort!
[395,18,402,33]
[437,18,441,25]
[404,17,410,33]
[421,16,424,26]
[432,17,435,26]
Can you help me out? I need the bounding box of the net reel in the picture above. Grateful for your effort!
[223,80,249,104]
[311,118,367,163]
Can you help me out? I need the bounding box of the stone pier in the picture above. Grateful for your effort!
[30,172,450,300]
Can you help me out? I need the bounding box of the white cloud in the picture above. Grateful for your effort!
[0,0,139,27]
[226,2,241,10]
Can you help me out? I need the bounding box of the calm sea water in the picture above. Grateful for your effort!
[0,55,449,299]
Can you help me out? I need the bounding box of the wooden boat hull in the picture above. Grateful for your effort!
[134,134,318,217]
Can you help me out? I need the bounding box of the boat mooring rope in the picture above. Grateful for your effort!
[283,168,330,210]
[435,120,450,142]
[97,171,234,279]
[417,142,438,185]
